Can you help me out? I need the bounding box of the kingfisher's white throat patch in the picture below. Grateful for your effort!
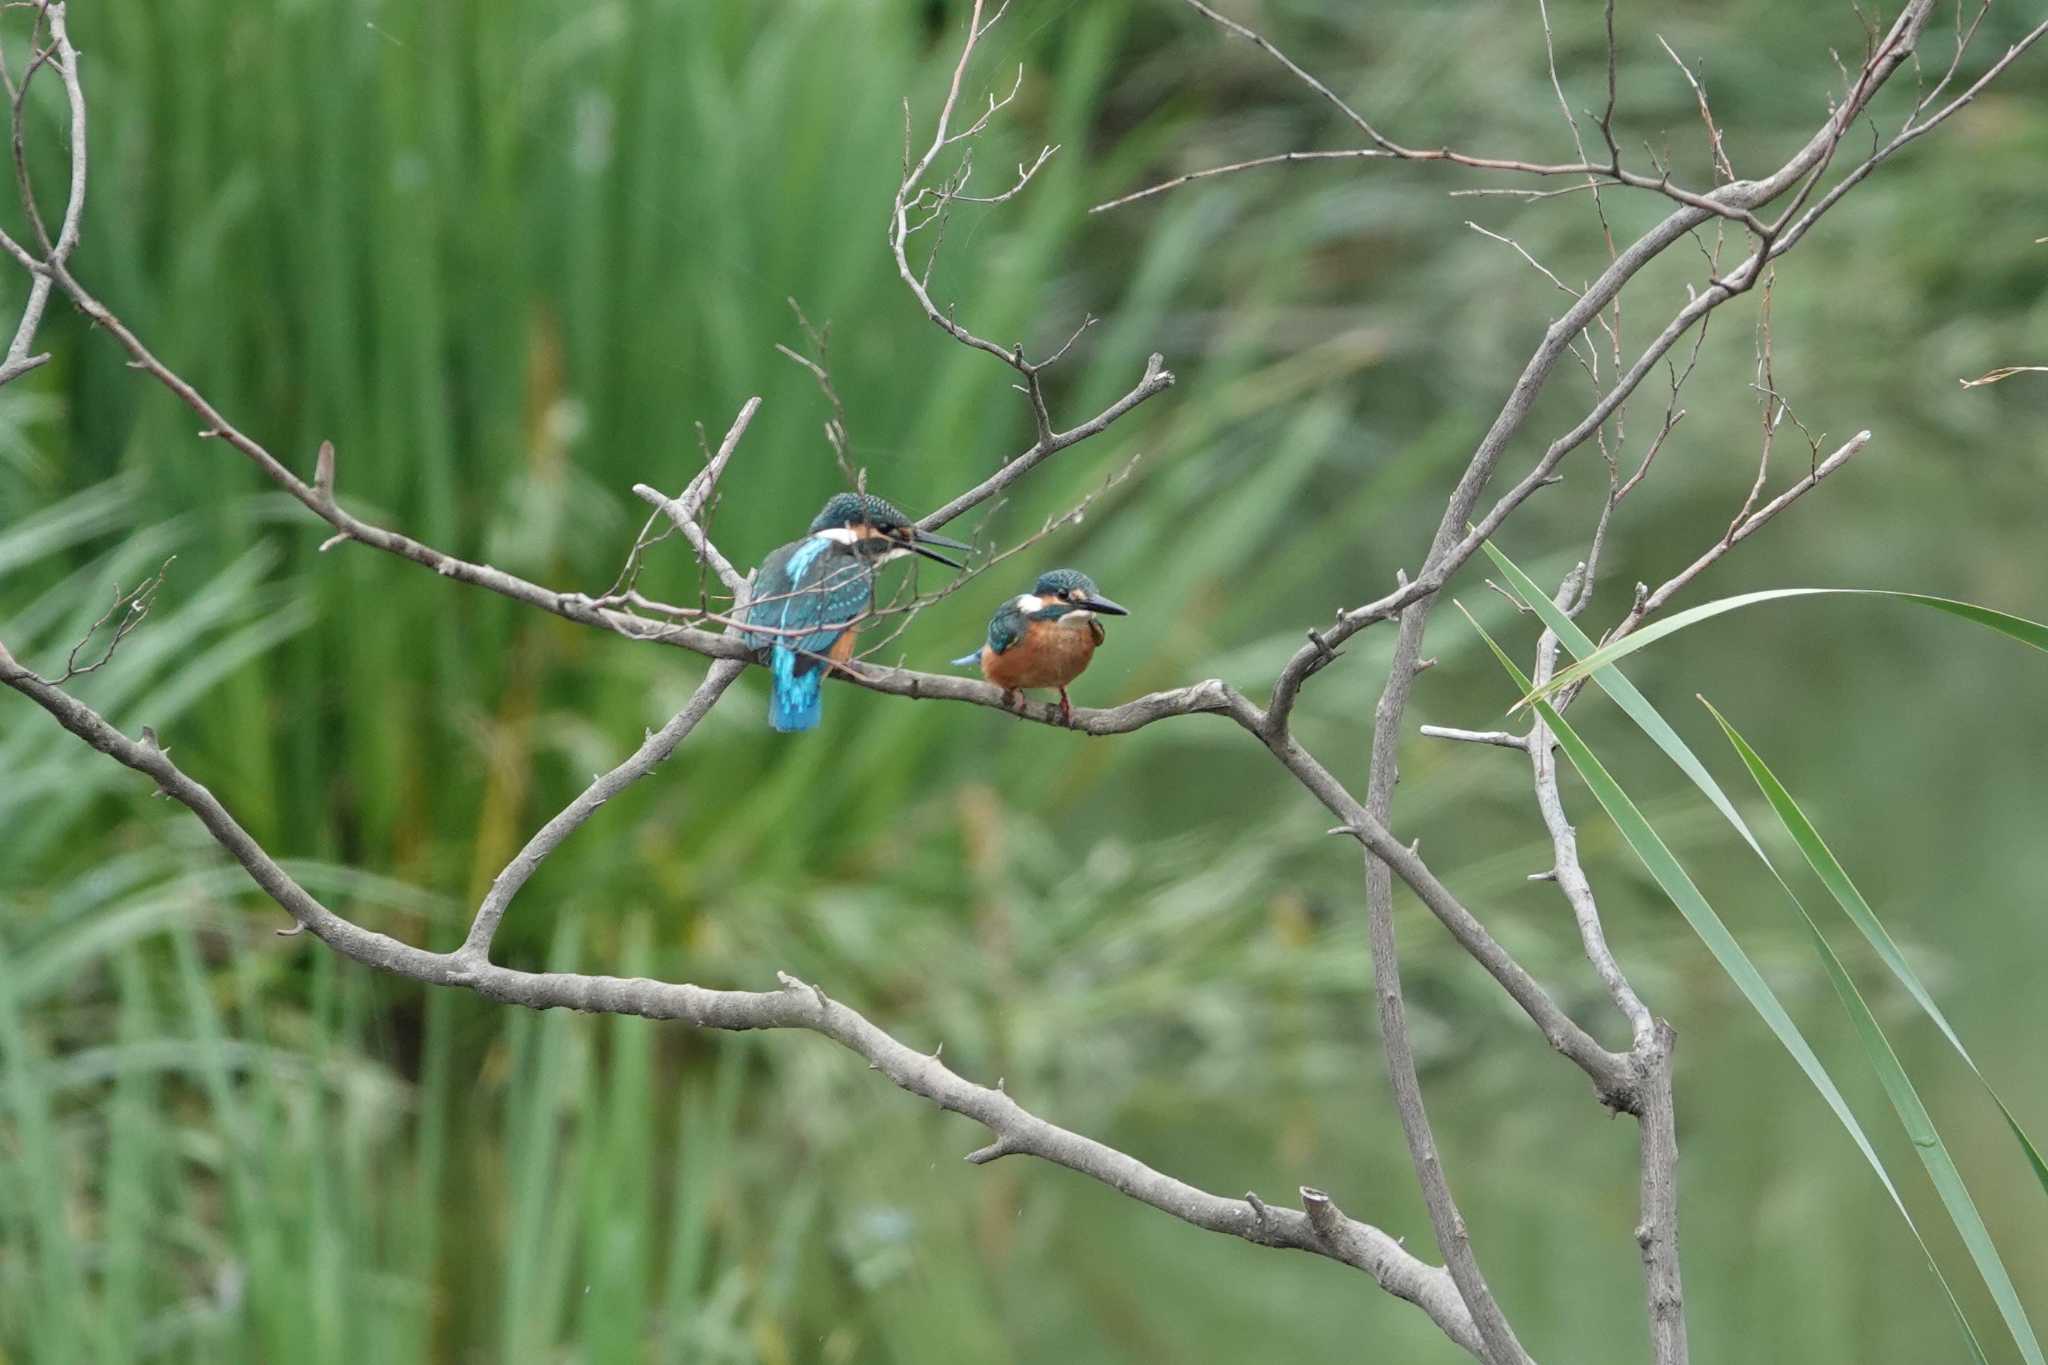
[815,526,910,561]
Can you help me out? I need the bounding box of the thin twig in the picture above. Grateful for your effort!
[25,556,175,685]
[628,396,759,596]
[1090,149,1391,214]
[775,298,857,483]
[1657,35,1736,183]
[1158,0,1772,234]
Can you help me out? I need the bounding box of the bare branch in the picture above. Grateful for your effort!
[1503,432,1879,1365]
[917,351,1173,532]
[890,2,1053,380]
[2,616,1638,1123]
[1466,221,1582,302]
[1354,654,1533,1361]
[1525,582,1654,1046]
[1301,1186,1484,1359]
[603,398,757,608]
[1762,16,2048,269]
[1264,0,1943,737]
[1190,7,1954,1358]
[1447,183,1607,207]
[884,1,1167,494]
[1534,0,1622,317]
[1733,272,1785,528]
[1629,429,1871,626]
[1634,1023,1685,1365]
[1418,725,1528,752]
[1597,0,1621,164]
[941,142,1058,205]
[0,0,84,384]
[1261,729,1634,1114]
[1614,330,1708,504]
[0,640,1487,1360]
[458,660,745,962]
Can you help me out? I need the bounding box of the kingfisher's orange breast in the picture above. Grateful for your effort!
[982,616,1101,690]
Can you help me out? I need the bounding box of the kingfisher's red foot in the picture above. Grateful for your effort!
[1058,688,1074,727]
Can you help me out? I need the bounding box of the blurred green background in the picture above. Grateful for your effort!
[1,0,2043,1360]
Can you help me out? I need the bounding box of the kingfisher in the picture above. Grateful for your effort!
[952,568,1128,724]
[741,491,969,732]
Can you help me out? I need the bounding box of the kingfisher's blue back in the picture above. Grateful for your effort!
[741,535,875,732]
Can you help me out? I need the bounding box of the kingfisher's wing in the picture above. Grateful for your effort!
[739,540,804,650]
[742,537,872,663]
[984,599,1026,655]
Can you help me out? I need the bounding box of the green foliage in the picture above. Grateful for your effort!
[1529,588,2048,704]
[1707,706,2048,1201]
[1707,704,2041,1365]
[1479,536,2046,1358]
[1493,536,2048,1202]
[1460,601,1992,1364]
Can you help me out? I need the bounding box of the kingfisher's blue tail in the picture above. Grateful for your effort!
[949,649,982,668]
[769,647,824,732]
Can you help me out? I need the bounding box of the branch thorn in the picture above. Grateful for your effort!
[966,1137,1018,1165]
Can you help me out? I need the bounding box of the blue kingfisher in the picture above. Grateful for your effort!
[952,568,1128,724]
[741,492,968,732]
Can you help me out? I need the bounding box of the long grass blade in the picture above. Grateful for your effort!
[1708,701,2048,1194]
[1705,702,2043,1363]
[1519,587,2048,706]
[1487,539,2048,1200]
[1480,539,1762,855]
[1459,604,1990,1364]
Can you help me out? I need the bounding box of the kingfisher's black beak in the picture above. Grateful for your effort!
[908,527,970,569]
[1080,593,1129,616]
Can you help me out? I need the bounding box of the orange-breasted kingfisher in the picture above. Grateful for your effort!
[741,492,968,732]
[951,568,1128,724]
